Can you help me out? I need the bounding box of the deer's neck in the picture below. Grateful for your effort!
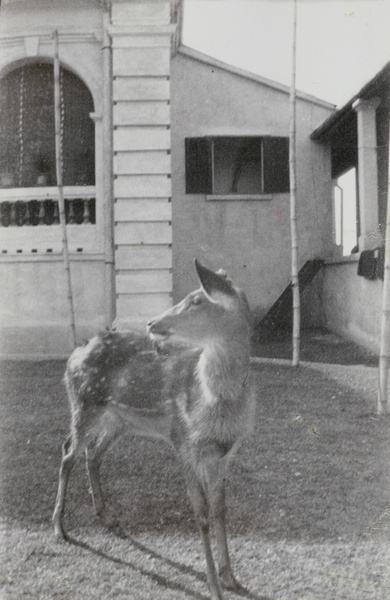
[196,337,251,403]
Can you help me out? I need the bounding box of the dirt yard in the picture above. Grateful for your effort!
[1,357,390,600]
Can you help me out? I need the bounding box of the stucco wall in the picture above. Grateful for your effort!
[0,0,107,357]
[321,259,382,352]
[0,7,336,355]
[0,257,106,357]
[170,50,334,319]
[1,0,103,35]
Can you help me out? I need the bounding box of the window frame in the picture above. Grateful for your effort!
[0,62,95,190]
[185,135,290,200]
[0,63,100,255]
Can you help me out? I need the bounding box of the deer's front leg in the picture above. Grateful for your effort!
[184,469,224,600]
[203,447,243,592]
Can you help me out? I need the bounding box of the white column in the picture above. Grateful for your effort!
[352,97,380,251]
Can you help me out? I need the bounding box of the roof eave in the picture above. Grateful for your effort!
[311,60,390,142]
[177,45,335,109]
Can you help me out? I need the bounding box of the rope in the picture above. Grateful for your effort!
[18,66,25,187]
[59,66,65,177]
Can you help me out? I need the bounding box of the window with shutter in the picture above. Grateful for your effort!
[185,136,289,198]
[185,137,212,194]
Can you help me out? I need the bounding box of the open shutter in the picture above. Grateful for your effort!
[263,137,290,193]
[185,137,212,194]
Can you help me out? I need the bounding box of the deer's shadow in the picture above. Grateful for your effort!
[64,531,270,600]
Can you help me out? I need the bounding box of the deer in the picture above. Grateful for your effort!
[52,259,255,600]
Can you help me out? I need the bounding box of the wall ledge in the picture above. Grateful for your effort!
[206,194,273,202]
[324,253,360,266]
[0,252,105,263]
[0,354,68,361]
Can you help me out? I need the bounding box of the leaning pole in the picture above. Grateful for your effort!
[53,30,77,349]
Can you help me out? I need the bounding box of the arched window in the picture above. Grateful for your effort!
[0,62,95,189]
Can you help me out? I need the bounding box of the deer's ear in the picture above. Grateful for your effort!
[194,259,237,308]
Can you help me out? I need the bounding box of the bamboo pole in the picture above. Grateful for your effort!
[53,30,77,349]
[102,10,116,328]
[289,0,300,367]
[377,122,390,415]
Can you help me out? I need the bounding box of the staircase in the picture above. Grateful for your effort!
[255,259,324,336]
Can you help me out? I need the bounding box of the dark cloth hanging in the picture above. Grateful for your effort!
[376,245,385,280]
[357,246,385,280]
[357,250,376,279]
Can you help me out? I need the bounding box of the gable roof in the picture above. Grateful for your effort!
[177,45,335,110]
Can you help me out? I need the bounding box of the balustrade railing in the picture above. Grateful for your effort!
[0,187,96,227]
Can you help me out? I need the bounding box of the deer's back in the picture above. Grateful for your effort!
[65,331,200,439]
[65,330,254,450]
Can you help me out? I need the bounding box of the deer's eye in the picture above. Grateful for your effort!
[192,296,202,306]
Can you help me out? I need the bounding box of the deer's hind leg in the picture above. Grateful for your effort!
[53,432,86,540]
[85,421,125,536]
[53,407,112,540]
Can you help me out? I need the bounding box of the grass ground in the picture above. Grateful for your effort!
[1,355,390,600]
[252,328,378,366]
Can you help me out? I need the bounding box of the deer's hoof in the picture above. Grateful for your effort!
[103,515,126,538]
[53,523,68,542]
[110,522,127,538]
[219,570,244,592]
